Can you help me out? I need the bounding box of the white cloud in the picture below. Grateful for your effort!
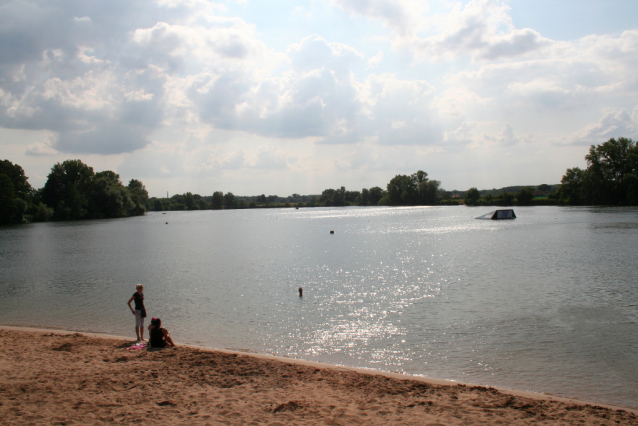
[331,0,428,38]
[213,148,246,169]
[569,110,638,145]
[252,147,289,170]
[410,0,551,62]
[25,134,58,156]
[367,50,384,68]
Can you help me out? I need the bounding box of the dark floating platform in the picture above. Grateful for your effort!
[476,209,516,220]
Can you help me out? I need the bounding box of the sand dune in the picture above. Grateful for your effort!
[0,328,636,425]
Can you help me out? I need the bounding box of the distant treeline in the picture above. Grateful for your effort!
[149,170,559,212]
[149,170,445,211]
[463,185,560,207]
[3,137,635,224]
[0,159,148,224]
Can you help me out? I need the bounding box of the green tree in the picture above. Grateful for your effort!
[184,192,197,210]
[419,179,440,205]
[88,170,134,218]
[558,167,586,205]
[584,137,635,205]
[33,202,54,222]
[0,160,33,224]
[223,192,236,209]
[464,187,480,206]
[360,188,369,206]
[0,174,19,224]
[211,191,224,209]
[42,159,95,220]
[627,143,638,204]
[127,179,149,215]
[368,186,383,205]
[387,174,418,205]
[344,189,360,204]
[496,190,514,206]
[0,160,33,201]
[333,187,345,206]
[320,189,335,206]
[516,187,534,206]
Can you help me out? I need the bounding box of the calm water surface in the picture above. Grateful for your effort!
[1,206,637,408]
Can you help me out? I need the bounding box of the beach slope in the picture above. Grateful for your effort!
[0,329,635,425]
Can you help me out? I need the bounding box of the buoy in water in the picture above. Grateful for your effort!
[298,287,303,297]
[330,230,334,234]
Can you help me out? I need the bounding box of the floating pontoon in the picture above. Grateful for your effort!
[476,209,516,220]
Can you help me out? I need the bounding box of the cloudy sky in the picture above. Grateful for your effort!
[1,0,637,197]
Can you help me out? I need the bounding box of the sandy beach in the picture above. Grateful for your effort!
[0,327,636,425]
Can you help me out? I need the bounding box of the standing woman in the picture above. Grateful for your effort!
[127,284,147,341]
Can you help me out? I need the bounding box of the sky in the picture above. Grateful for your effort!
[1,0,637,197]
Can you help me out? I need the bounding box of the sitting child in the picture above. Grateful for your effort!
[148,317,176,348]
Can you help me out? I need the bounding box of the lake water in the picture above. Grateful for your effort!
[1,206,637,409]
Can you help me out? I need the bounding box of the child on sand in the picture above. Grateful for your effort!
[148,318,175,348]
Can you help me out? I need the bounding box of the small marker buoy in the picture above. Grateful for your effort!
[330,230,334,234]
[298,287,303,297]
[166,222,168,224]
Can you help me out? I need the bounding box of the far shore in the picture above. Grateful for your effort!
[1,326,636,425]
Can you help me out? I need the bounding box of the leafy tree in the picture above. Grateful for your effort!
[320,188,335,206]
[88,170,134,218]
[516,187,534,206]
[333,187,345,206]
[584,137,634,205]
[32,202,54,222]
[368,186,383,205]
[344,189,360,204]
[558,138,638,205]
[387,174,418,205]
[360,188,369,206]
[464,187,480,206]
[627,144,638,204]
[497,190,514,206]
[413,170,429,183]
[0,174,19,224]
[211,191,224,209]
[184,192,197,210]
[419,179,440,205]
[128,179,149,215]
[385,170,438,206]
[42,159,95,220]
[558,167,586,205]
[0,160,33,201]
[0,160,33,224]
[223,192,236,209]
[197,198,208,210]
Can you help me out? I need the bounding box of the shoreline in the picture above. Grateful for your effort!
[2,325,637,424]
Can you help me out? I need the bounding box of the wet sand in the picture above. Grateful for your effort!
[0,327,636,425]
